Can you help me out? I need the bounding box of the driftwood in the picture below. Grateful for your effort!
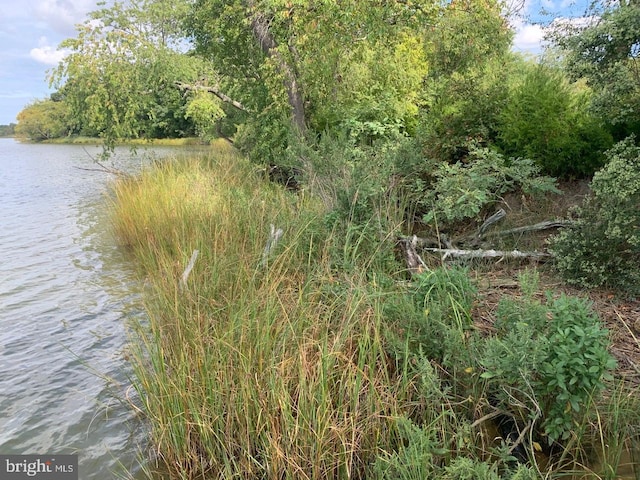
[397,212,568,270]
[483,220,571,237]
[398,235,428,274]
[424,248,551,262]
[180,249,200,288]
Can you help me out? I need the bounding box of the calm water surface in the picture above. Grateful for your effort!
[0,138,175,478]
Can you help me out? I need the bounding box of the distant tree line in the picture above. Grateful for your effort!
[0,123,15,137]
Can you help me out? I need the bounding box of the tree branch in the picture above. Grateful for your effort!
[175,82,250,113]
[424,248,551,262]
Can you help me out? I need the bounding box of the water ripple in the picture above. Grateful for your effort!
[0,139,176,478]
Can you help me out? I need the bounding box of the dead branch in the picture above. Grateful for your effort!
[477,208,507,236]
[73,147,127,176]
[180,249,199,289]
[484,220,572,237]
[398,235,428,274]
[261,224,284,267]
[176,82,250,113]
[424,248,551,262]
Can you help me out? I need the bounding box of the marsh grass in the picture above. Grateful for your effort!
[112,149,423,479]
[112,147,638,479]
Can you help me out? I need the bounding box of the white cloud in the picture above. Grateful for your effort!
[29,36,69,65]
[33,0,96,35]
[511,18,547,54]
[549,15,597,30]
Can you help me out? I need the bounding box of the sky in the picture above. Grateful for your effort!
[0,0,593,126]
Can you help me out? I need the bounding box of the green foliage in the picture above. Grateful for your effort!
[418,0,514,162]
[371,417,441,479]
[184,91,224,140]
[421,146,559,225]
[497,64,613,177]
[442,457,500,480]
[15,99,71,140]
[188,0,440,163]
[308,32,428,142]
[550,137,640,295]
[550,1,640,133]
[52,0,201,144]
[0,124,16,137]
[537,294,616,442]
[481,271,616,443]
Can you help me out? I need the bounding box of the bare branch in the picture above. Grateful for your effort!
[424,248,551,262]
[175,82,250,113]
[485,220,572,237]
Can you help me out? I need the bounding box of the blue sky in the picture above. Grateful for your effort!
[0,0,97,124]
[0,0,592,125]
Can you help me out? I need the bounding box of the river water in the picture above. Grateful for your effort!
[0,138,174,479]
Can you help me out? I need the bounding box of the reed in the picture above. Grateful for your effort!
[112,148,419,479]
[111,146,639,479]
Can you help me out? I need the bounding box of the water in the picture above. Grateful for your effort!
[0,139,173,479]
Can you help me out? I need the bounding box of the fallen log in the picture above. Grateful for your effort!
[424,247,551,262]
[484,220,571,237]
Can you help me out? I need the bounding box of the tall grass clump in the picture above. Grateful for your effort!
[111,147,426,479]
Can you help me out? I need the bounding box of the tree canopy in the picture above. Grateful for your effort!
[16,0,637,179]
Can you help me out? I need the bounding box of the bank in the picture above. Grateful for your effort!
[111,144,640,480]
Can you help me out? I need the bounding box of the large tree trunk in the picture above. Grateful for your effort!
[249,9,307,133]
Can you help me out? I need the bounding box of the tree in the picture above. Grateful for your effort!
[15,99,70,141]
[186,0,439,161]
[417,0,515,162]
[496,63,613,177]
[0,124,16,137]
[51,0,205,143]
[550,0,640,136]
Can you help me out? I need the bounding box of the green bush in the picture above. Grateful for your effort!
[549,137,640,296]
[481,271,616,443]
[420,146,558,225]
[497,64,613,177]
[536,294,616,442]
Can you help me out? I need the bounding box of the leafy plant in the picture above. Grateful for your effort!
[421,146,558,225]
[537,295,616,442]
[481,271,616,444]
[549,137,640,296]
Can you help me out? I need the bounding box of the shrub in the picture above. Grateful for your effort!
[420,146,558,225]
[549,137,640,296]
[481,271,616,444]
[536,294,616,442]
[497,64,613,177]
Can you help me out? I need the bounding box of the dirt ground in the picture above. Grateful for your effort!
[471,266,640,384]
[429,180,640,384]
